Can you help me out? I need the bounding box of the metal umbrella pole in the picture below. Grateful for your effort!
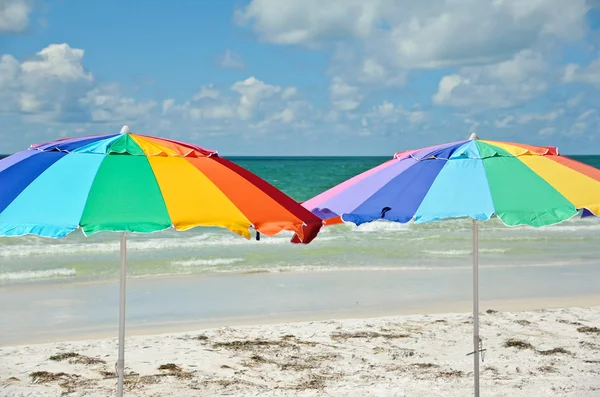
[117,232,127,397]
[472,220,480,397]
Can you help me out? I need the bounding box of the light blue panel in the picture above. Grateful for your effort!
[450,140,481,159]
[414,156,495,223]
[0,153,105,238]
[72,134,122,154]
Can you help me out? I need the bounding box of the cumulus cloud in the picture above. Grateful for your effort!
[0,43,155,124]
[161,76,306,134]
[563,55,600,85]
[79,84,157,122]
[432,50,548,109]
[0,0,31,33]
[238,0,589,74]
[330,76,362,111]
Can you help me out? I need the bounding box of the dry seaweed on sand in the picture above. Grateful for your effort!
[410,363,439,369]
[503,339,534,350]
[577,326,600,334]
[330,331,409,340]
[124,375,162,389]
[293,374,328,390]
[212,338,315,351]
[190,378,262,390]
[158,363,193,379]
[30,371,79,384]
[515,320,533,326]
[436,370,464,378]
[49,352,105,365]
[537,347,572,356]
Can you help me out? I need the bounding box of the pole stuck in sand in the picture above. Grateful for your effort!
[117,232,127,397]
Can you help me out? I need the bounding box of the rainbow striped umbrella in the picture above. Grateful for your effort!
[302,134,600,397]
[0,126,322,396]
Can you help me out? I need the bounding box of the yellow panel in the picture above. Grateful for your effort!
[148,156,252,237]
[131,135,179,156]
[481,140,538,156]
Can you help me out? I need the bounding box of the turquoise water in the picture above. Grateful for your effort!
[0,155,599,285]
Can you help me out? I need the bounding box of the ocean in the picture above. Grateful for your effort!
[2,154,600,344]
[1,155,600,285]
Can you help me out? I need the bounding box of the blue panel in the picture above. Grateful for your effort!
[34,134,118,152]
[411,140,468,160]
[0,153,105,237]
[414,157,495,223]
[0,150,38,173]
[342,159,447,225]
[0,151,66,214]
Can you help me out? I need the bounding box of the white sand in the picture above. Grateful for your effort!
[1,306,600,397]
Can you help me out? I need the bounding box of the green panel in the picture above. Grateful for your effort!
[477,141,577,227]
[80,156,171,235]
[106,134,145,155]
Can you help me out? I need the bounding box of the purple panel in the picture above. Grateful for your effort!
[0,150,38,173]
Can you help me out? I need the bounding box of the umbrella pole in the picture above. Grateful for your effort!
[472,219,480,397]
[117,232,127,397]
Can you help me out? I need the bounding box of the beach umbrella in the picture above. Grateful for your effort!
[0,125,323,396]
[301,133,600,397]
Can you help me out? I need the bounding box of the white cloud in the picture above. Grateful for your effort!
[563,55,600,85]
[330,76,361,110]
[236,0,381,46]
[238,0,589,77]
[162,98,175,114]
[567,93,584,107]
[0,43,155,124]
[578,109,596,120]
[219,49,245,69]
[539,127,556,135]
[0,0,31,33]
[79,84,156,122]
[492,109,564,129]
[160,76,306,135]
[281,87,297,99]
[494,115,515,128]
[231,76,280,103]
[192,85,220,100]
[21,44,93,82]
[364,100,427,127]
[432,50,548,109]
[517,109,564,124]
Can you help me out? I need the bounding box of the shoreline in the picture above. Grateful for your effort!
[3,262,600,346]
[5,294,600,347]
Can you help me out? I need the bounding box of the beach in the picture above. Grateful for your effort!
[2,303,600,397]
[2,157,600,396]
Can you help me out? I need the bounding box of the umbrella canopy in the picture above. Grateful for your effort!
[301,134,600,397]
[0,126,323,397]
[303,135,600,226]
[0,128,322,242]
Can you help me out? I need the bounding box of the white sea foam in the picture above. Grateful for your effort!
[0,268,76,281]
[422,248,509,257]
[172,258,245,267]
[207,260,588,275]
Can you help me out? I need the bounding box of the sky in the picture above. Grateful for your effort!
[1,0,600,156]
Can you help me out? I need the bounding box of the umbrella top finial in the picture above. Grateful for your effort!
[120,125,131,134]
[469,132,478,140]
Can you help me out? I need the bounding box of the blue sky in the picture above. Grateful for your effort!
[1,0,600,156]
